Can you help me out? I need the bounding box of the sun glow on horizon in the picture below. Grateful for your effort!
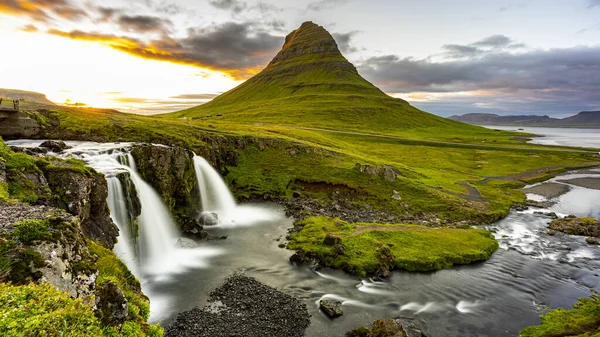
[0,21,242,114]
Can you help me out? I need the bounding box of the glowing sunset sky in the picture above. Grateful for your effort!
[0,0,599,116]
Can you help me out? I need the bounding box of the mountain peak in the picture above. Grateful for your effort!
[173,21,466,135]
[266,21,346,68]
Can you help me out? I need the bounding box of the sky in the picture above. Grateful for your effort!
[0,0,599,117]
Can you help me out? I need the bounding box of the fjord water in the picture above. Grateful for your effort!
[6,138,599,336]
[483,125,600,148]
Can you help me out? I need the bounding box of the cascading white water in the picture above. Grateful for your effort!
[107,176,138,275]
[193,155,236,215]
[124,154,180,274]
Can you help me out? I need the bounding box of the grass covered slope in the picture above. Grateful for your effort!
[288,217,498,276]
[167,22,486,138]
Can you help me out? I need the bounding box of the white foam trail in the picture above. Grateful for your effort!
[314,270,351,283]
[316,294,378,309]
[456,300,481,313]
[356,280,395,296]
[399,302,445,314]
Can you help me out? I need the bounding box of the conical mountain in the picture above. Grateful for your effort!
[170,22,470,134]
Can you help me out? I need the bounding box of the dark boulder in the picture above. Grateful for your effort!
[319,300,343,318]
[198,212,219,226]
[39,140,71,153]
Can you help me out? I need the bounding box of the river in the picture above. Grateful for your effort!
[7,131,600,337]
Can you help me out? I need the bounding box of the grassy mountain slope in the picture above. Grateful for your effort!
[166,22,489,138]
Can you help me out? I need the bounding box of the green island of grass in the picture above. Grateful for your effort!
[288,216,498,276]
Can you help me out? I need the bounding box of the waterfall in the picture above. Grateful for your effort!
[125,154,180,275]
[193,155,236,216]
[107,176,138,276]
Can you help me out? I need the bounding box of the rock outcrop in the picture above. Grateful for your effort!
[548,217,600,237]
[1,214,97,303]
[355,163,399,182]
[0,110,42,139]
[40,163,118,248]
[130,144,198,225]
[95,280,129,327]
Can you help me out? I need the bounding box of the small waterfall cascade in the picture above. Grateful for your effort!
[193,155,237,216]
[106,176,138,275]
[123,154,180,274]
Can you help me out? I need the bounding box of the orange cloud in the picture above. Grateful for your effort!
[46,27,280,80]
[0,0,87,22]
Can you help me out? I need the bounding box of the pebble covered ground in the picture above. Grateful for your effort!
[165,274,311,337]
[0,202,57,229]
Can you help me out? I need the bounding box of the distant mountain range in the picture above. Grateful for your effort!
[449,111,600,128]
[0,88,55,105]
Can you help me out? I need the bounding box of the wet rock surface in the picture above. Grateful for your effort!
[41,164,118,248]
[319,300,343,318]
[39,140,71,153]
[130,144,198,226]
[165,274,310,337]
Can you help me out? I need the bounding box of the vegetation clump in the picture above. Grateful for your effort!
[519,291,600,337]
[288,216,498,276]
[0,282,163,337]
[548,217,600,237]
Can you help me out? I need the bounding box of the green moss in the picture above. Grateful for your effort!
[0,282,104,337]
[11,219,51,244]
[0,282,165,337]
[288,216,499,276]
[519,292,600,337]
[88,241,156,331]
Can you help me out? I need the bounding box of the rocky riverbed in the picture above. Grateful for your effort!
[165,274,311,337]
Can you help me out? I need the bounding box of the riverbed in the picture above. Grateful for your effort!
[7,136,600,337]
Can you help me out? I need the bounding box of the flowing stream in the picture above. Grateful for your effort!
[6,135,600,337]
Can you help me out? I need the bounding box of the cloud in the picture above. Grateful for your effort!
[96,6,120,22]
[117,15,171,33]
[440,34,525,59]
[209,0,247,13]
[47,21,282,79]
[19,24,38,33]
[588,0,600,8]
[0,0,87,22]
[332,31,359,54]
[307,0,350,11]
[358,45,600,116]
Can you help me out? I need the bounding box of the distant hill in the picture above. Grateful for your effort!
[0,88,55,105]
[449,111,600,128]
[166,22,482,136]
